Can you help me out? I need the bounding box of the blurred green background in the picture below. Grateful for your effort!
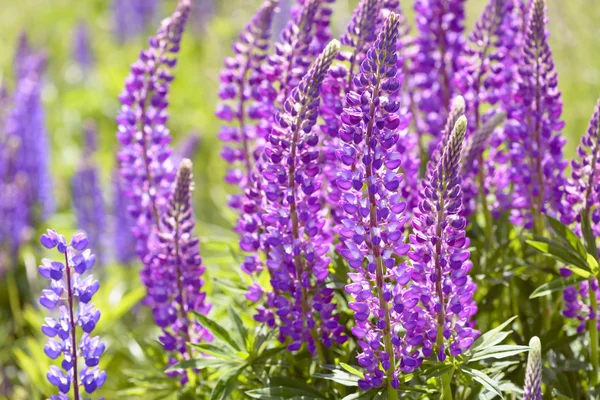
[0,0,599,398]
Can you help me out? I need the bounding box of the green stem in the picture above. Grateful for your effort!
[476,154,494,250]
[7,263,23,334]
[590,287,599,386]
[441,368,454,400]
[387,384,399,400]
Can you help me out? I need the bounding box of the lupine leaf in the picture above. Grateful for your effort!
[228,306,249,349]
[268,377,327,398]
[194,312,242,351]
[546,215,587,258]
[469,316,517,353]
[581,209,598,258]
[526,238,590,272]
[313,369,360,386]
[468,345,529,362]
[339,362,365,378]
[167,356,237,372]
[462,367,504,398]
[246,386,321,399]
[530,276,589,298]
[210,366,245,400]
[190,343,239,360]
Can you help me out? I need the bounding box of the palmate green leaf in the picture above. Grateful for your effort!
[313,371,359,387]
[530,275,589,298]
[210,365,245,400]
[166,356,237,372]
[546,215,587,258]
[339,362,365,378]
[469,316,517,354]
[462,367,504,399]
[194,312,242,351]
[468,345,529,362]
[228,306,249,349]
[190,343,239,360]
[526,237,590,272]
[422,363,455,379]
[581,209,598,257]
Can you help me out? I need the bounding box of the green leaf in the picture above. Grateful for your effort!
[422,364,455,379]
[469,345,530,362]
[339,362,365,378]
[190,343,239,360]
[581,209,598,258]
[167,357,237,372]
[462,367,504,399]
[565,265,593,279]
[228,306,249,349]
[587,252,599,275]
[470,316,517,353]
[313,370,360,387]
[246,386,321,399]
[269,377,327,398]
[210,366,244,400]
[546,215,587,258]
[194,312,241,351]
[526,238,590,272]
[530,276,589,298]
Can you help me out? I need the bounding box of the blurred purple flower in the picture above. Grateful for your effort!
[73,21,95,71]
[113,0,160,43]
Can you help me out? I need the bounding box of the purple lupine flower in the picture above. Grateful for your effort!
[190,0,213,36]
[523,336,542,400]
[149,159,212,375]
[39,230,106,398]
[112,169,138,265]
[172,131,201,165]
[408,113,479,363]
[560,99,600,331]
[217,0,277,206]
[336,13,413,390]
[1,36,54,258]
[319,0,384,225]
[272,0,292,40]
[112,0,159,43]
[116,0,191,261]
[73,21,94,71]
[72,124,106,266]
[410,0,466,146]
[256,40,345,354]
[453,0,518,219]
[504,0,566,231]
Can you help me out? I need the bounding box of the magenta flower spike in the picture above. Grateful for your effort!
[337,14,413,391]
[39,231,106,398]
[408,114,479,363]
[504,0,566,231]
[256,40,346,355]
[150,159,212,377]
[116,0,191,260]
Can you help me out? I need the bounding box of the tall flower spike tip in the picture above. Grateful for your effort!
[151,159,212,376]
[217,0,277,201]
[256,39,346,355]
[410,0,466,142]
[337,13,414,391]
[39,231,106,398]
[116,0,191,259]
[505,0,566,231]
[523,336,542,400]
[427,95,466,175]
[408,114,479,364]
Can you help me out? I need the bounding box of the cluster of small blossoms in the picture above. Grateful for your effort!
[0,34,54,262]
[453,0,520,217]
[408,113,479,362]
[337,13,413,390]
[72,124,106,266]
[523,336,542,400]
[116,0,190,260]
[319,0,384,225]
[149,159,213,371]
[112,0,159,43]
[39,231,106,398]
[504,0,566,230]
[255,40,346,353]
[112,169,138,265]
[409,0,466,145]
[216,0,278,278]
[560,99,600,331]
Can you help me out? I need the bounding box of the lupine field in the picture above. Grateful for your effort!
[1,0,600,399]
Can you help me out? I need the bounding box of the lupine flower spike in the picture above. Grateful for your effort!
[256,40,346,355]
[39,230,106,398]
[408,112,479,363]
[116,0,191,259]
[150,159,212,375]
[505,0,566,232]
[523,336,542,400]
[337,13,412,393]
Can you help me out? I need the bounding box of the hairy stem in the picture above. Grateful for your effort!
[590,287,599,386]
[64,252,80,400]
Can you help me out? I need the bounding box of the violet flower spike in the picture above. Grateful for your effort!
[408,114,479,362]
[116,0,191,259]
[39,231,106,398]
[257,40,346,355]
[112,169,138,265]
[505,0,566,231]
[72,124,106,266]
[523,336,542,400]
[337,13,412,391]
[151,159,212,375]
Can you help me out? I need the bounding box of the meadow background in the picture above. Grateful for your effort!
[0,0,599,398]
